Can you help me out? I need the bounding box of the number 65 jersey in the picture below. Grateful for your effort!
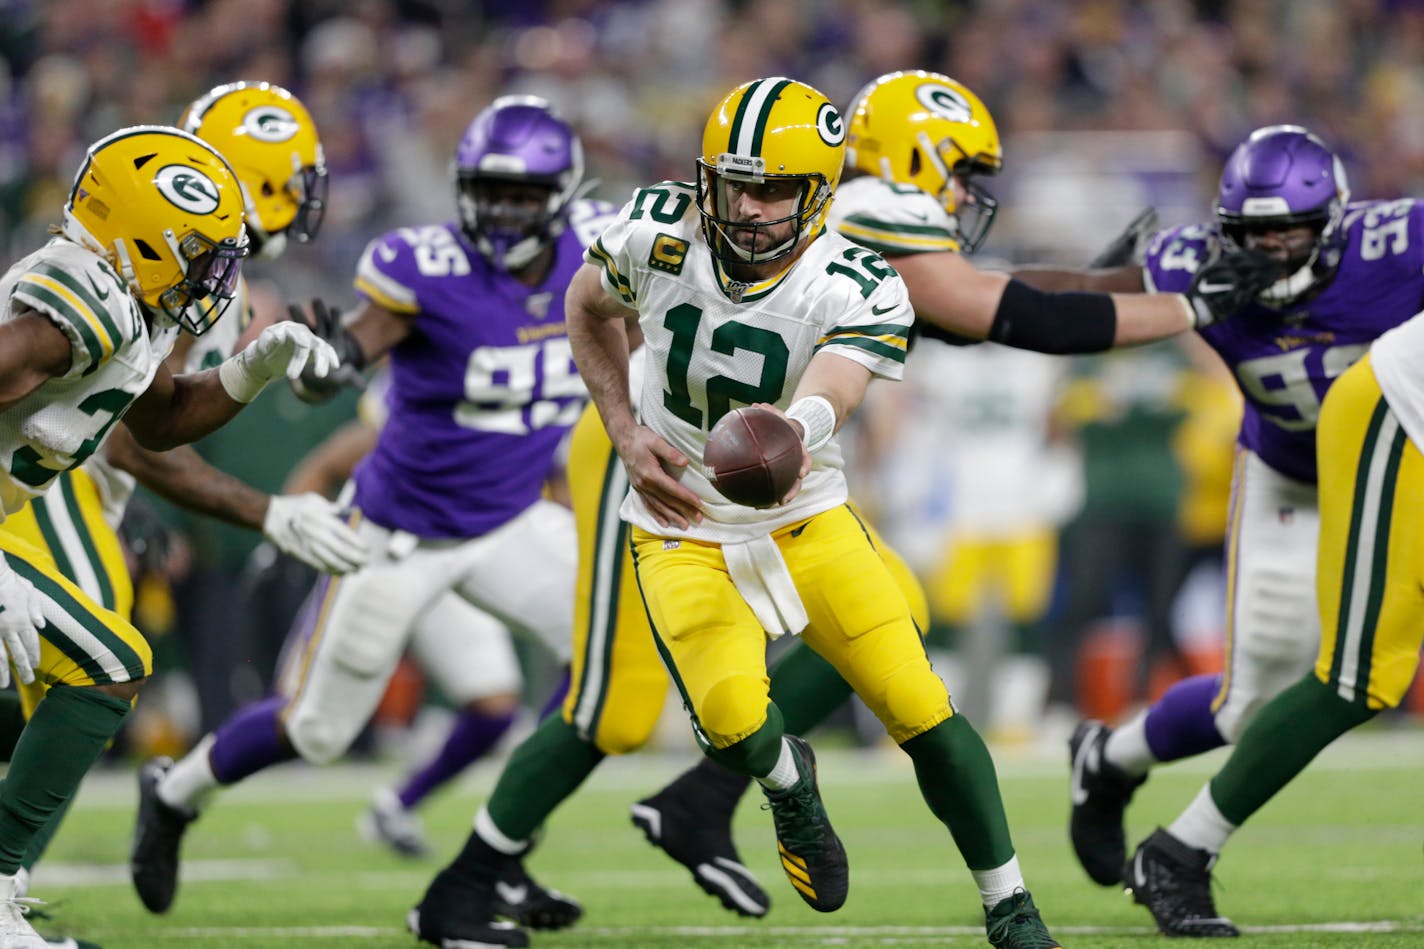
[586,181,913,544]
[1143,198,1424,485]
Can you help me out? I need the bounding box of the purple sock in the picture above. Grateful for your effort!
[1143,673,1227,763]
[537,667,571,721]
[208,696,298,785]
[396,706,517,810]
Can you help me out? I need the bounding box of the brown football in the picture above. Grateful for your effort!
[704,407,804,508]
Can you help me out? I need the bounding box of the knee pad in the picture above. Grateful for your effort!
[589,712,660,756]
[699,674,772,749]
[879,664,952,743]
[283,707,360,766]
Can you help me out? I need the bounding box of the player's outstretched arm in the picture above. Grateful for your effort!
[102,426,368,575]
[123,322,337,451]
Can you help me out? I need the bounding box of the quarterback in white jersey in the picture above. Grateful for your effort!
[564,77,1063,949]
[0,124,338,947]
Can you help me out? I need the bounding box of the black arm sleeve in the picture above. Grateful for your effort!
[985,278,1118,354]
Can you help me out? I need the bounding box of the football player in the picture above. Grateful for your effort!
[631,69,1280,915]
[1040,126,1424,934]
[409,77,1064,949]
[0,124,337,948]
[0,84,363,930]
[1124,305,1424,934]
[129,96,611,930]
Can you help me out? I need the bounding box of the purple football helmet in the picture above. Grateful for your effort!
[1215,124,1350,305]
[454,95,584,270]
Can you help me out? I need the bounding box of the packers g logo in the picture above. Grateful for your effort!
[154,164,221,214]
[816,103,845,146]
[242,106,299,143]
[915,83,973,124]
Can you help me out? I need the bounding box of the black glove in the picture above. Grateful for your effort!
[286,299,367,402]
[1088,207,1159,268]
[1183,244,1285,328]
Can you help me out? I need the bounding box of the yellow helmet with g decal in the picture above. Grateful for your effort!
[180,81,326,259]
[62,125,249,334]
[697,77,846,269]
[846,71,1002,252]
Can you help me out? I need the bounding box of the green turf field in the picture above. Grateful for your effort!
[26,724,1424,948]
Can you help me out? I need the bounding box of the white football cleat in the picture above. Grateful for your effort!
[0,871,47,948]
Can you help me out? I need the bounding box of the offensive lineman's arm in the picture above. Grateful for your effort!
[565,262,703,529]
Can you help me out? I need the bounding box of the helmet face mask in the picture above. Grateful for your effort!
[453,95,584,272]
[63,125,249,335]
[1214,124,1349,306]
[697,78,845,272]
[180,81,327,259]
[846,71,1003,253]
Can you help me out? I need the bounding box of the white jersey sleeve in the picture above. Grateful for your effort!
[586,181,913,543]
[0,240,173,515]
[829,177,961,257]
[1370,311,1424,451]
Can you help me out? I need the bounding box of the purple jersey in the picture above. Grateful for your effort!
[1143,198,1424,483]
[349,199,616,537]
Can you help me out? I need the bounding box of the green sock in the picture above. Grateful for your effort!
[768,644,852,735]
[901,715,1015,870]
[485,715,605,842]
[1210,675,1376,826]
[20,796,72,871]
[0,691,25,762]
[0,685,130,872]
[704,703,785,778]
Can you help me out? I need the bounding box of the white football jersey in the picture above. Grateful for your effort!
[587,181,913,543]
[828,176,961,258]
[0,239,179,517]
[1370,309,1424,452]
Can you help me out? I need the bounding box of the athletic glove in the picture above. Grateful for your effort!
[1088,207,1159,268]
[219,321,339,403]
[1181,244,1284,329]
[262,493,370,575]
[287,299,367,404]
[0,555,44,688]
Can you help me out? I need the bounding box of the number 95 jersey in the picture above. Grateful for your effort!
[350,200,615,538]
[586,181,913,544]
[1143,198,1424,485]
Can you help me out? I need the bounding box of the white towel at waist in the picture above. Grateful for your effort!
[721,533,808,638]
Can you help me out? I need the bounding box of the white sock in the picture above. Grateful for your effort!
[1104,714,1156,777]
[1168,785,1238,855]
[474,805,528,856]
[158,735,219,812]
[972,855,1024,907]
[755,737,799,791]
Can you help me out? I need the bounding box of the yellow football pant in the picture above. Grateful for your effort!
[1313,354,1423,709]
[562,405,928,753]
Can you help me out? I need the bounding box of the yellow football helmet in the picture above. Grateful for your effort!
[180,81,326,259]
[62,125,249,335]
[697,77,846,269]
[846,71,1003,252]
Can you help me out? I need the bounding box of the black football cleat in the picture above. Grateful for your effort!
[408,866,528,949]
[490,855,581,930]
[760,736,848,912]
[1068,719,1146,886]
[1125,828,1240,937]
[129,757,196,914]
[985,889,1062,949]
[631,774,770,918]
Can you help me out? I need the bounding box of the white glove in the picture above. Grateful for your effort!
[0,555,44,688]
[219,322,340,404]
[262,493,370,575]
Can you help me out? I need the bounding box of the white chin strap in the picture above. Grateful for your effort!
[1258,257,1318,306]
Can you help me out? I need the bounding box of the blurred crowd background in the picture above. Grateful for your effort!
[2,0,1423,761]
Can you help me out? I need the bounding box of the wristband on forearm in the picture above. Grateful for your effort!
[786,396,836,453]
[218,354,268,403]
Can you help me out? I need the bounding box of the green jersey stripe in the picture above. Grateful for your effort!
[841,214,957,239]
[30,262,124,348]
[823,322,910,340]
[14,283,105,367]
[815,335,907,363]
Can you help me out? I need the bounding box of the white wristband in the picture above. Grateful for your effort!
[785,396,836,453]
[218,354,267,404]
